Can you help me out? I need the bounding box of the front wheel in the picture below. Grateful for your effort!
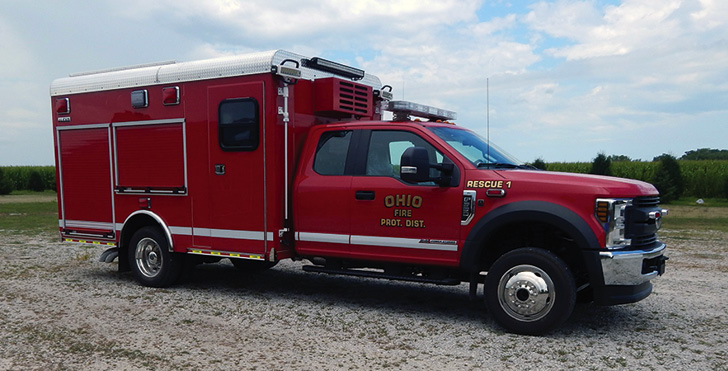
[128,226,183,287]
[484,248,576,335]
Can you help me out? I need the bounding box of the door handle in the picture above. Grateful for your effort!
[214,164,225,175]
[355,190,375,200]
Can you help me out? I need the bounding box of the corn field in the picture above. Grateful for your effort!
[546,160,728,199]
[0,166,56,194]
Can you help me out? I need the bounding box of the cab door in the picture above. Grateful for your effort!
[203,81,268,255]
[293,129,355,257]
[348,129,463,266]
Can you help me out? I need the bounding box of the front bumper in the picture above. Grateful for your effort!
[599,243,667,286]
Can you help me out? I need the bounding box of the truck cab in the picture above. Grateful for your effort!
[291,108,667,334]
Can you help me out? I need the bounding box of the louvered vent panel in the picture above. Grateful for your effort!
[313,78,373,118]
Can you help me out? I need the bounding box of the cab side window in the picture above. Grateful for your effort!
[314,130,352,176]
[218,98,259,151]
[366,130,445,180]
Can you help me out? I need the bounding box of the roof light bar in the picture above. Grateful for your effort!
[386,100,457,121]
[303,57,365,80]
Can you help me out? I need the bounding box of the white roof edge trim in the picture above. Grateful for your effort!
[50,49,382,96]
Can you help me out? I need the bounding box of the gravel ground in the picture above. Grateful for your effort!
[0,228,726,371]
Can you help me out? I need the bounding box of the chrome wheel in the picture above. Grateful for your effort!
[135,237,163,278]
[497,264,555,322]
[128,226,182,287]
[484,248,576,334]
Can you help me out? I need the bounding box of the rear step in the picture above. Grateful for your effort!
[302,265,461,285]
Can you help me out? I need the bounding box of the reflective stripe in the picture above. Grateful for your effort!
[351,235,458,251]
[191,228,273,241]
[169,226,192,235]
[188,248,264,260]
[63,220,115,230]
[68,220,273,242]
[296,231,459,252]
[297,232,350,244]
[64,238,116,246]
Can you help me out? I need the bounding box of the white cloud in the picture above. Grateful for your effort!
[691,0,728,29]
[526,0,684,60]
[114,0,481,42]
[0,18,38,77]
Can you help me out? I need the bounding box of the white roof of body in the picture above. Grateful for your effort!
[50,50,382,96]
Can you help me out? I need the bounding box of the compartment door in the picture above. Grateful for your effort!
[203,82,269,256]
[57,125,115,239]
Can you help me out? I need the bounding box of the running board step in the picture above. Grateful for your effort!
[302,265,461,285]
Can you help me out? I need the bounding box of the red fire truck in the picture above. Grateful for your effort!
[51,50,667,334]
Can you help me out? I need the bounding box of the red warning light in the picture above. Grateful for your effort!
[162,86,180,105]
[55,98,70,114]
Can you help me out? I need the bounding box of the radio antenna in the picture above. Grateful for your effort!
[487,77,490,162]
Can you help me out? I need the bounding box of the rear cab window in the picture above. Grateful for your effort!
[313,130,352,175]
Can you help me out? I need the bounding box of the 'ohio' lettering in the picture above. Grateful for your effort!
[384,194,423,208]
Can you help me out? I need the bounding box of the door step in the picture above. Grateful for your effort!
[302,265,461,285]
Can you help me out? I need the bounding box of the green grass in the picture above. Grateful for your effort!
[662,197,728,207]
[661,217,728,233]
[9,189,57,196]
[0,201,58,235]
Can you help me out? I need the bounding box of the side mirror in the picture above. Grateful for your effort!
[400,147,431,183]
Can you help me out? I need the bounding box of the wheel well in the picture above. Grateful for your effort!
[479,221,589,287]
[118,215,166,272]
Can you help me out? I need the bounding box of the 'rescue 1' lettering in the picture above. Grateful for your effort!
[466,180,512,189]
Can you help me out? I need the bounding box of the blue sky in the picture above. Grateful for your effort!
[1,0,726,165]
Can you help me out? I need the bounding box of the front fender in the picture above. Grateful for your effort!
[460,201,602,282]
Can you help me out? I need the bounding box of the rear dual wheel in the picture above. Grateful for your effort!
[484,248,576,335]
[128,226,183,287]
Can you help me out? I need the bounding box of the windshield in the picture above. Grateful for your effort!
[427,126,524,169]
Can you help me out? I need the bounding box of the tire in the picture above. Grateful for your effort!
[230,258,277,271]
[484,248,576,335]
[128,226,183,287]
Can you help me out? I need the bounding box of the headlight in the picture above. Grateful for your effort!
[595,198,632,249]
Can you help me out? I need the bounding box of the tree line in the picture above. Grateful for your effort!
[531,149,728,202]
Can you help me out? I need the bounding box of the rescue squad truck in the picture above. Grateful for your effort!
[50,50,667,334]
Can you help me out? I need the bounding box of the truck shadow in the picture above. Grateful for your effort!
[133,260,641,336]
[183,261,486,322]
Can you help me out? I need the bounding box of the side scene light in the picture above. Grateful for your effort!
[131,90,148,109]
